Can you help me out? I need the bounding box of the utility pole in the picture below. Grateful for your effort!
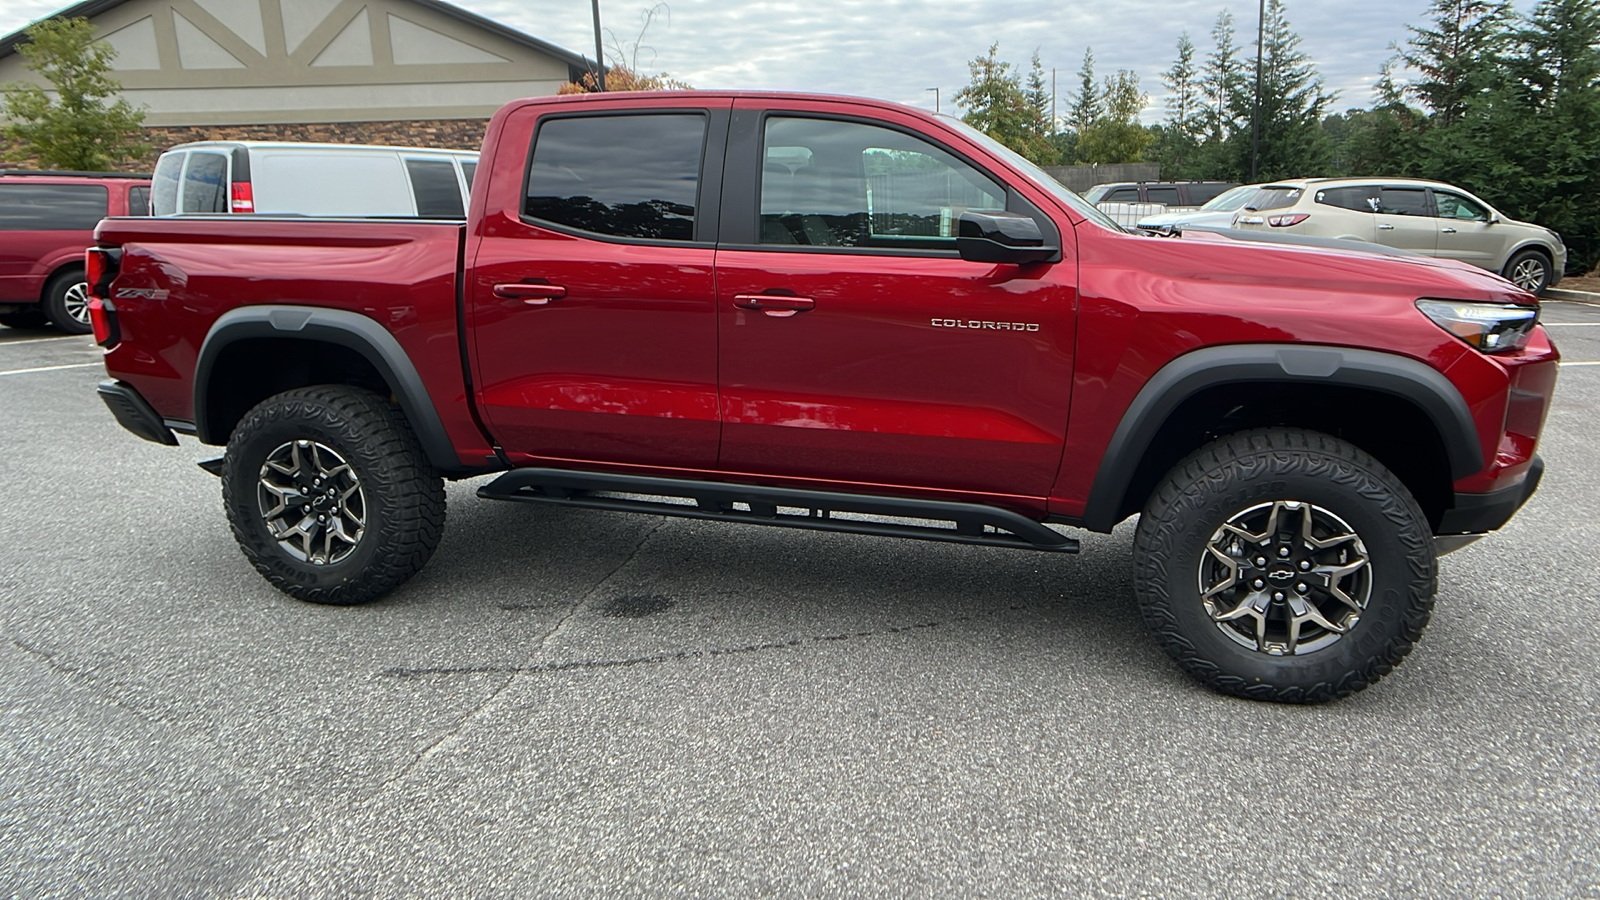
[1251,0,1265,179]
[1051,67,1057,132]
[591,0,606,91]
[926,87,939,113]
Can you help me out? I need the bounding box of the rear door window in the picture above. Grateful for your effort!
[152,152,183,215]
[1315,186,1378,212]
[1246,187,1303,210]
[1377,188,1431,217]
[524,114,706,242]
[460,160,477,190]
[181,151,229,213]
[405,158,465,217]
[1144,186,1181,206]
[1103,187,1139,202]
[128,185,151,216]
[0,184,109,229]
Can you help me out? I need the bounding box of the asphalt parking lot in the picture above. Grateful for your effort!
[3,303,1599,897]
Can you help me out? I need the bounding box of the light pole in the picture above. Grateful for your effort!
[926,87,939,113]
[1251,0,1265,179]
[591,0,606,91]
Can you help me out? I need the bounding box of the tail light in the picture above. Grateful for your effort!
[85,247,122,347]
[230,181,255,212]
[1268,213,1310,227]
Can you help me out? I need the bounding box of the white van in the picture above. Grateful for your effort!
[150,142,478,218]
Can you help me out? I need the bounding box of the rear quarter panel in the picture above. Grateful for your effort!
[95,216,490,465]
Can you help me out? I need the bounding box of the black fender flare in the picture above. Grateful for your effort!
[194,305,461,471]
[1080,343,1484,532]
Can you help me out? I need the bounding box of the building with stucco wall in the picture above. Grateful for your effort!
[0,0,595,167]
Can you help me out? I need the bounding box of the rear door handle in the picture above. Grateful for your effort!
[1441,227,1457,234]
[494,282,567,305]
[734,294,815,317]
[1377,224,1396,231]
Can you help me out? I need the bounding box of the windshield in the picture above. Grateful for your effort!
[1203,185,1260,212]
[937,115,1123,231]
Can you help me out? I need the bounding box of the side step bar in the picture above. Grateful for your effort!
[478,468,1079,553]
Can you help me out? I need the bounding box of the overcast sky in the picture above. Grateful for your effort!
[0,0,1544,122]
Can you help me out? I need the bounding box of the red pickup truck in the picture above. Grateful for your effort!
[87,92,1558,702]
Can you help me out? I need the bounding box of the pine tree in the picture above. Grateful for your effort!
[1078,70,1154,164]
[1069,48,1101,138]
[1157,32,1203,176]
[1243,0,1338,181]
[1401,0,1516,127]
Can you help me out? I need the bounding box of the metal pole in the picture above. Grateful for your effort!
[926,87,939,113]
[1251,0,1265,179]
[591,0,605,91]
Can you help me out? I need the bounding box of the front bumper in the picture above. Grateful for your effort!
[97,380,178,446]
[1438,455,1544,535]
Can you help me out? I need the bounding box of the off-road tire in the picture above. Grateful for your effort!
[41,268,92,335]
[222,386,445,605]
[1503,249,1552,295]
[1132,427,1437,703]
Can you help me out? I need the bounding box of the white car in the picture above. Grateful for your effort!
[151,142,478,218]
[1232,177,1567,293]
[1135,184,1263,231]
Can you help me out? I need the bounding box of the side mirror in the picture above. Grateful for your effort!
[957,211,1059,264]
[1487,213,1501,225]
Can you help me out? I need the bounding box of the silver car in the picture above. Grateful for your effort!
[1232,177,1567,293]
[1135,184,1264,231]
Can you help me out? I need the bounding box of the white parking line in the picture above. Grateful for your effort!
[0,335,94,345]
[1559,360,1600,367]
[0,362,102,377]
[1544,322,1600,327]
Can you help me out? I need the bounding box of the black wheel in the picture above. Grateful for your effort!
[0,309,50,329]
[222,386,446,605]
[1503,249,1552,295]
[41,268,93,334]
[1132,428,1436,703]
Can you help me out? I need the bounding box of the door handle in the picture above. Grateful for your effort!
[494,282,567,305]
[1441,227,1457,234]
[734,293,815,317]
[1377,224,1395,231]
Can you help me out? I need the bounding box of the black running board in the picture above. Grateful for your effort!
[478,468,1079,553]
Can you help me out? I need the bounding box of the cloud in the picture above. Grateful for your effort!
[2,0,1540,121]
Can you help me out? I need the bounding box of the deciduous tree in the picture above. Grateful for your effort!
[1,17,145,171]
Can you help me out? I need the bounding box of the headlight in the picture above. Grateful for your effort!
[1416,299,1539,353]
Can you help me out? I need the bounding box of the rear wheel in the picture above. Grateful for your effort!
[1132,427,1437,703]
[41,268,92,334]
[1503,249,1552,295]
[222,386,446,605]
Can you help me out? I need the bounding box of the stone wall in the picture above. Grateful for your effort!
[4,118,489,173]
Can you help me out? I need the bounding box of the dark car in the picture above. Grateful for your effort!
[0,170,151,334]
[1083,181,1238,207]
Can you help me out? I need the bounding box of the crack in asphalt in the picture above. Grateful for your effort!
[381,603,1036,679]
[10,637,168,722]
[378,520,667,788]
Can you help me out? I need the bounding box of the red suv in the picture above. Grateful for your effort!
[0,170,151,334]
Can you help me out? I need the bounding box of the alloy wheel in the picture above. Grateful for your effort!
[1510,258,1547,292]
[1197,500,1372,656]
[257,439,366,565]
[63,282,91,326]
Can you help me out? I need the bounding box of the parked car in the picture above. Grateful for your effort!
[90,92,1557,703]
[1232,178,1567,293]
[0,169,150,333]
[151,142,478,218]
[1135,184,1264,231]
[1083,181,1238,207]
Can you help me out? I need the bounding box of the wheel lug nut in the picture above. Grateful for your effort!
[317,515,326,523]
[1278,547,1290,558]
[1273,592,1285,601]
[1296,583,1310,594]
[1299,560,1311,571]
[1253,579,1265,589]
[1255,557,1267,567]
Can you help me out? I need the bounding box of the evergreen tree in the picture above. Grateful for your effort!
[1078,70,1155,164]
[1025,50,1052,132]
[1240,0,1338,181]
[1156,32,1203,176]
[1400,0,1516,127]
[1193,11,1249,179]
[955,43,1058,163]
[1069,48,1101,138]
[1,17,146,170]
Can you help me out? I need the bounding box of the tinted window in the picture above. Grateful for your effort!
[1434,191,1488,221]
[0,184,109,230]
[1315,186,1378,212]
[181,152,228,213]
[1145,186,1181,205]
[152,152,183,215]
[1377,188,1430,217]
[128,185,151,216]
[1247,187,1303,211]
[525,114,705,241]
[405,159,464,217]
[460,161,477,189]
[759,117,1004,250]
[1104,187,1139,202]
[1188,183,1233,204]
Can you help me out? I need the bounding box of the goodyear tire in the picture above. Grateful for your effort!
[42,268,93,335]
[222,386,445,605]
[1132,427,1436,703]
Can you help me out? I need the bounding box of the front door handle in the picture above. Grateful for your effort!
[494,282,567,305]
[1377,223,1396,231]
[734,293,815,318]
[1441,227,1457,234]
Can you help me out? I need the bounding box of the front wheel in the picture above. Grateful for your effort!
[1503,249,1552,295]
[1132,428,1437,703]
[42,269,93,334]
[222,386,446,605]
